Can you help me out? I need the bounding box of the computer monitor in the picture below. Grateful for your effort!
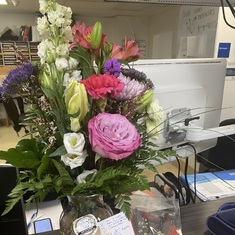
[0,164,28,235]
[132,58,227,157]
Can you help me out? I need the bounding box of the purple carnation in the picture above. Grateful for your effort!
[0,63,38,97]
[104,58,121,77]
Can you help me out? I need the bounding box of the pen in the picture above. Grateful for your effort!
[27,211,38,230]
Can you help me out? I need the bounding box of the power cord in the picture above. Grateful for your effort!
[220,0,235,29]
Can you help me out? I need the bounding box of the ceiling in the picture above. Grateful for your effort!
[0,0,176,18]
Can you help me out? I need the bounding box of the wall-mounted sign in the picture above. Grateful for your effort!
[218,42,231,58]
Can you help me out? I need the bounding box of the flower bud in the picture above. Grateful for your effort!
[91,21,102,50]
[136,91,154,113]
[65,80,88,122]
[70,117,81,132]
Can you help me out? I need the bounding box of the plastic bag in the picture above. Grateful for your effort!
[130,188,182,235]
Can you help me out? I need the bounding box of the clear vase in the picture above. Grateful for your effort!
[59,194,113,235]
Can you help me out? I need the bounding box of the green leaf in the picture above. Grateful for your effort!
[37,155,50,178]
[49,145,67,157]
[51,159,74,187]
[0,149,40,169]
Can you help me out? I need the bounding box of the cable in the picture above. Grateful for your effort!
[220,0,235,29]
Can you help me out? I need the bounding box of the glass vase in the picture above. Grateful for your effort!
[59,194,113,235]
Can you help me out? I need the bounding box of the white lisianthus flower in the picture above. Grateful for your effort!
[55,58,69,70]
[146,119,161,140]
[37,16,49,35]
[61,151,88,169]
[63,132,86,156]
[147,99,164,122]
[146,99,164,139]
[77,169,97,184]
[68,57,79,70]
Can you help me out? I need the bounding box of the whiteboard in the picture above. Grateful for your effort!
[177,6,219,58]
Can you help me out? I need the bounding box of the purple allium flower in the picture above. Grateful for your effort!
[0,63,38,97]
[104,58,121,77]
[116,73,145,101]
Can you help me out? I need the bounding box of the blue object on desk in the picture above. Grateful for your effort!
[206,202,235,235]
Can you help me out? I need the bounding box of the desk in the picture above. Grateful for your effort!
[181,196,235,235]
[34,196,235,235]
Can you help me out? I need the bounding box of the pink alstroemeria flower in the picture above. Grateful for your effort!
[71,22,106,50]
[111,37,141,62]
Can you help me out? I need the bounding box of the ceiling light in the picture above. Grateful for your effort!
[104,0,235,6]
[12,0,19,6]
[0,0,7,5]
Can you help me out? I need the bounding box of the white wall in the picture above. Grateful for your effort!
[215,7,235,121]
[149,7,180,59]
[0,13,36,38]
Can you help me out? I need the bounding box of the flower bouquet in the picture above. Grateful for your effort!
[0,0,176,219]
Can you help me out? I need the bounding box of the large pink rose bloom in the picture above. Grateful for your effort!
[88,113,142,160]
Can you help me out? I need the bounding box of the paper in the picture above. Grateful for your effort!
[98,212,135,235]
[25,200,63,235]
[180,171,235,201]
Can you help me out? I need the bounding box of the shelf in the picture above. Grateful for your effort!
[0,41,40,66]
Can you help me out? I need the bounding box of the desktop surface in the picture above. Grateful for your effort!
[181,196,235,235]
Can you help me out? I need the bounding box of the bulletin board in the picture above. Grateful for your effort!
[177,6,219,58]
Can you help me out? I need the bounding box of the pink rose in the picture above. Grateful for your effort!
[88,113,142,160]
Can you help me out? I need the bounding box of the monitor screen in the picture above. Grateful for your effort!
[132,58,227,158]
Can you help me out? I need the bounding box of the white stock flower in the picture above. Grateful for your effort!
[48,10,65,27]
[62,26,73,41]
[63,132,86,156]
[68,57,79,69]
[38,39,55,64]
[77,169,97,184]
[63,72,71,86]
[61,151,88,169]
[72,70,82,81]
[39,0,48,14]
[55,58,69,70]
[56,43,69,57]
[37,16,49,35]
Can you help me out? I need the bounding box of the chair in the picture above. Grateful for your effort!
[2,96,30,136]
[197,119,235,172]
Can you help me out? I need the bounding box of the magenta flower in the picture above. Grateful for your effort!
[88,113,142,160]
[81,73,124,99]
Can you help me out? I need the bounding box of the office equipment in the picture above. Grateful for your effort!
[197,119,235,172]
[180,170,235,201]
[2,96,30,136]
[132,58,228,158]
[0,164,28,235]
